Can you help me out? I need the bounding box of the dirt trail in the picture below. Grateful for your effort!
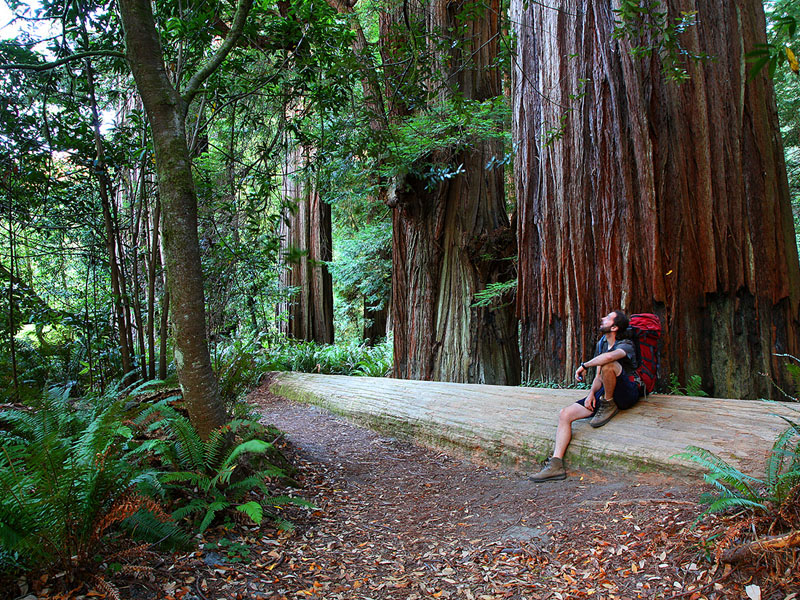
[239,388,769,600]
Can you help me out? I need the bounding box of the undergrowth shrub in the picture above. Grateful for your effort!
[214,336,263,407]
[0,384,185,582]
[676,355,800,568]
[136,402,310,533]
[263,338,392,376]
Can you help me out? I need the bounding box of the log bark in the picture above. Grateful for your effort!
[278,145,334,343]
[383,0,520,385]
[512,0,800,397]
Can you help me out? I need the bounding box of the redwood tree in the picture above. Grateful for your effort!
[278,144,334,343]
[512,0,800,397]
[382,0,520,385]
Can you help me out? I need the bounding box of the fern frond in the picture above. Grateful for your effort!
[168,416,206,470]
[198,501,229,533]
[121,510,190,550]
[703,496,766,514]
[262,495,316,509]
[235,501,263,524]
[677,446,763,499]
[767,426,798,487]
[221,440,271,470]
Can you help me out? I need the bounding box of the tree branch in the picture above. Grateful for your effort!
[721,529,800,563]
[181,0,255,112]
[0,50,125,72]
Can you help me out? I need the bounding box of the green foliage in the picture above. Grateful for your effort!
[204,536,251,563]
[0,385,185,578]
[520,379,590,390]
[746,10,798,80]
[264,338,392,377]
[667,373,708,397]
[214,336,266,407]
[676,406,800,516]
[613,0,712,82]
[136,405,309,533]
[471,279,517,309]
[677,355,800,520]
[381,97,511,188]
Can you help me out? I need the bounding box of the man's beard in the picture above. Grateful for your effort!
[599,325,612,334]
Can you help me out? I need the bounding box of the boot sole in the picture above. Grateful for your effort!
[530,473,567,482]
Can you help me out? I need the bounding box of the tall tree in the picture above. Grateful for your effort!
[512,0,800,397]
[381,0,520,384]
[118,0,254,437]
[278,143,334,343]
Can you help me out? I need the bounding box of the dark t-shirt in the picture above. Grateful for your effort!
[595,336,636,376]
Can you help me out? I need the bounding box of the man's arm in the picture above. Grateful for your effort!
[575,348,626,381]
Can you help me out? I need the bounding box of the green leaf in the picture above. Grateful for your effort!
[235,501,263,524]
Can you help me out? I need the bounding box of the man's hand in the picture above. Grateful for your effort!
[575,364,586,382]
[585,393,596,412]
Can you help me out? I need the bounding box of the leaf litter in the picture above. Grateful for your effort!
[27,387,799,600]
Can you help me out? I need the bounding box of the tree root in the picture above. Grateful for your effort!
[721,529,800,563]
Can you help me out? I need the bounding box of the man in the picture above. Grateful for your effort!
[530,310,641,482]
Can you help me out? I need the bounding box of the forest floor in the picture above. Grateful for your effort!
[20,383,798,600]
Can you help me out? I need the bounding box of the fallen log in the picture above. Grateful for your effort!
[721,529,800,563]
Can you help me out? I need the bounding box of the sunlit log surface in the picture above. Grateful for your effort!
[270,372,797,477]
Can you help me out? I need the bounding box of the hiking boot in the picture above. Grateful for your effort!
[529,457,566,482]
[590,397,619,428]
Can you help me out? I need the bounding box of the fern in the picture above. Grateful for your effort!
[0,386,182,578]
[677,409,800,517]
[140,412,308,533]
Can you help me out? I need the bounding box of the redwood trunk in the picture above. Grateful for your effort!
[512,0,800,397]
[384,0,520,384]
[278,145,334,343]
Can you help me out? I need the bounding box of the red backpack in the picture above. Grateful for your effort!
[628,313,662,394]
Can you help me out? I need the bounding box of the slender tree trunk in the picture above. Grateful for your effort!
[6,196,18,400]
[84,60,135,380]
[382,0,520,384]
[84,262,94,393]
[147,195,161,380]
[159,289,170,381]
[130,173,148,377]
[118,0,252,436]
[278,145,334,343]
[511,0,800,397]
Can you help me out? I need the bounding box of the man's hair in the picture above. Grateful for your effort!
[612,310,629,336]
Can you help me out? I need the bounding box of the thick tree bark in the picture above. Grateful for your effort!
[278,145,334,343]
[118,0,253,436]
[383,0,520,385]
[512,0,800,397]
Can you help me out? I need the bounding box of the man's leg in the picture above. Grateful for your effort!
[553,402,593,458]
[590,361,622,428]
[600,361,622,399]
[530,401,593,482]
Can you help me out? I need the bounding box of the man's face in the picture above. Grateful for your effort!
[599,312,617,334]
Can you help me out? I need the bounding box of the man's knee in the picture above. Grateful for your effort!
[600,361,622,377]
